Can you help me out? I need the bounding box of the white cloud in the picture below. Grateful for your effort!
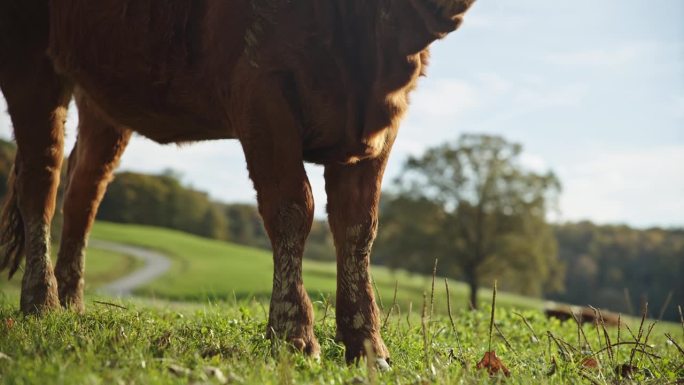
[465,13,528,31]
[546,42,679,69]
[558,145,684,227]
[410,79,480,120]
[519,152,550,174]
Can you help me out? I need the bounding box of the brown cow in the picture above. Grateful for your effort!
[0,0,476,362]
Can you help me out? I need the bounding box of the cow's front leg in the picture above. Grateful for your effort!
[238,78,319,357]
[325,155,391,364]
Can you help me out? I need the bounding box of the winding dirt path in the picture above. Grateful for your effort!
[93,240,172,297]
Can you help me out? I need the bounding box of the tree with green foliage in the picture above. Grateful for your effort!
[553,221,684,321]
[384,134,563,309]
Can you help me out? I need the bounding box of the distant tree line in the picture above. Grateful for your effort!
[0,137,681,319]
[551,221,683,321]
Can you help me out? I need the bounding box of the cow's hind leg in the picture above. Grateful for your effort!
[0,57,72,314]
[325,156,391,364]
[55,93,131,312]
[239,78,319,357]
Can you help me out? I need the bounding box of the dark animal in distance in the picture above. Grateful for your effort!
[545,306,620,327]
[0,0,476,363]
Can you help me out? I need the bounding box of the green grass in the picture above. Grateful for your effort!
[89,221,542,314]
[0,222,682,384]
[0,296,682,385]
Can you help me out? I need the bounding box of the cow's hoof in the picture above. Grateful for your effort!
[341,334,390,364]
[20,274,60,315]
[289,335,321,358]
[58,291,85,314]
[376,358,392,372]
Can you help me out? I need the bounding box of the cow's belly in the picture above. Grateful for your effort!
[50,0,248,142]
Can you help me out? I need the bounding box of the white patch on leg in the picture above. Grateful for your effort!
[353,312,365,329]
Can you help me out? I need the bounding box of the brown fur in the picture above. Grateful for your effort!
[0,0,475,359]
[0,165,24,277]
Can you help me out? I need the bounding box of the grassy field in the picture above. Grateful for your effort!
[89,222,541,314]
[0,222,682,384]
[0,295,682,385]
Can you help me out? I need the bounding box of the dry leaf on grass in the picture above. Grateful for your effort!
[5,318,14,329]
[476,351,510,377]
[581,357,599,370]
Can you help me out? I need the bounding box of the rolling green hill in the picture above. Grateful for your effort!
[90,221,542,313]
[0,246,141,293]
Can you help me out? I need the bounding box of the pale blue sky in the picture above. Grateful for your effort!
[1,0,682,227]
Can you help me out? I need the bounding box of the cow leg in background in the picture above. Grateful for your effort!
[55,93,131,312]
[0,57,72,314]
[239,78,320,357]
[325,155,391,364]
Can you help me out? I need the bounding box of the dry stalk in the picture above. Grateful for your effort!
[571,311,591,352]
[93,300,128,310]
[513,312,539,342]
[591,307,614,364]
[547,331,573,361]
[372,275,384,313]
[591,341,654,357]
[665,333,684,357]
[678,305,684,337]
[617,314,621,362]
[421,292,430,368]
[488,280,497,353]
[589,307,604,359]
[445,279,463,355]
[657,291,673,321]
[430,258,438,320]
[381,281,399,330]
[407,302,413,329]
[493,322,515,353]
[629,302,648,367]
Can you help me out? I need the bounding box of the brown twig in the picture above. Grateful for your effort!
[493,322,515,353]
[678,305,684,338]
[629,302,648,367]
[571,311,591,352]
[407,301,413,329]
[430,258,438,320]
[665,333,684,357]
[488,280,497,353]
[421,292,429,368]
[381,281,398,330]
[93,300,128,310]
[591,307,614,364]
[591,341,655,357]
[445,279,463,356]
[372,275,384,313]
[513,311,540,342]
[319,296,330,325]
[547,331,573,361]
[445,279,456,332]
[616,314,621,362]
[657,291,673,321]
[589,306,605,359]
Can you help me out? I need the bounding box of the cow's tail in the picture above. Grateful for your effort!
[0,165,25,278]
